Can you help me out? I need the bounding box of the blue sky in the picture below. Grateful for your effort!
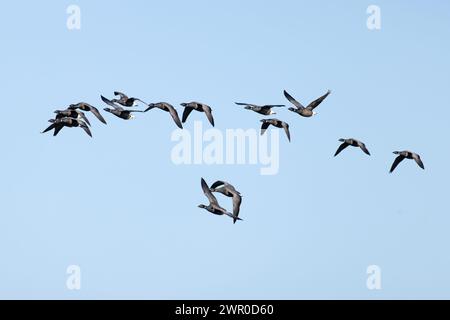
[0,0,449,299]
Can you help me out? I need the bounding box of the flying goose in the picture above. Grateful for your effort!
[101,95,144,120]
[54,109,91,127]
[68,102,107,124]
[260,118,291,142]
[111,91,147,107]
[334,138,371,157]
[235,102,285,116]
[210,181,242,224]
[42,117,92,137]
[198,178,242,222]
[145,102,183,129]
[390,151,425,173]
[180,102,215,127]
[284,90,331,117]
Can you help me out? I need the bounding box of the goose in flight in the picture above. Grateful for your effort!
[145,102,183,129]
[180,102,215,127]
[334,138,371,157]
[260,118,291,142]
[111,91,148,107]
[54,109,91,127]
[390,151,425,173]
[198,178,242,222]
[235,102,285,116]
[284,90,331,117]
[68,102,107,124]
[210,180,242,224]
[101,95,145,120]
[42,117,92,137]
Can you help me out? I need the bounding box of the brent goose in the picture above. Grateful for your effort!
[210,180,242,224]
[334,138,371,157]
[68,102,107,124]
[145,102,183,129]
[390,151,425,173]
[284,90,331,117]
[235,102,285,116]
[260,118,291,142]
[180,102,215,127]
[42,117,92,137]
[101,95,144,120]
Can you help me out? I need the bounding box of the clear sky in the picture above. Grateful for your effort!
[1,0,449,299]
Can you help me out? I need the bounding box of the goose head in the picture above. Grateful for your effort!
[198,204,207,209]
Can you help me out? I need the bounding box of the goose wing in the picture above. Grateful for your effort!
[281,122,291,142]
[283,90,304,109]
[114,91,128,100]
[413,154,425,170]
[334,142,350,157]
[167,105,183,129]
[232,193,242,223]
[357,141,371,156]
[390,155,406,173]
[201,178,219,206]
[182,107,194,123]
[260,121,271,135]
[79,121,92,137]
[306,90,331,111]
[78,111,91,127]
[203,105,215,127]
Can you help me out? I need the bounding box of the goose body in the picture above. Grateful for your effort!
[235,102,285,116]
[180,102,215,126]
[284,90,330,117]
[260,118,291,142]
[390,151,425,173]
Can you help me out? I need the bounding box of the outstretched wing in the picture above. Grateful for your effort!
[114,91,128,100]
[334,142,350,157]
[390,155,405,173]
[210,180,226,190]
[235,102,259,108]
[357,142,371,156]
[282,122,291,142]
[201,178,219,206]
[232,194,242,224]
[78,111,91,127]
[79,122,92,137]
[283,90,304,109]
[260,122,270,135]
[182,107,194,123]
[167,105,183,129]
[413,154,425,170]
[203,105,215,127]
[101,95,122,110]
[306,90,331,110]
[41,123,57,134]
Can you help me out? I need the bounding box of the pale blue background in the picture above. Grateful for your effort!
[0,0,449,299]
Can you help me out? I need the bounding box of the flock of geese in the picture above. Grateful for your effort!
[42,89,425,223]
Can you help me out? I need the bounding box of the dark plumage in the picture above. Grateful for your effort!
[334,138,371,157]
[210,180,242,224]
[260,118,291,142]
[145,102,183,129]
[390,151,425,173]
[284,90,331,117]
[235,102,285,116]
[180,102,215,127]
[101,95,145,120]
[68,102,107,124]
[54,109,91,127]
[198,178,242,222]
[111,91,147,107]
[41,117,92,137]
